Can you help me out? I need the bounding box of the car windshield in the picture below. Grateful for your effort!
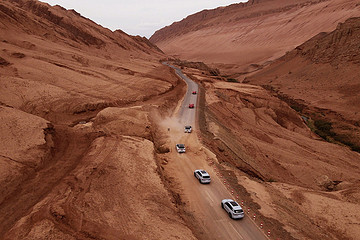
[177,144,185,148]
[200,170,207,174]
[185,126,191,129]
[234,210,243,213]
[203,176,210,178]
[230,201,239,207]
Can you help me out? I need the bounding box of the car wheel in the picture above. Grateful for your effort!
[228,212,232,219]
[194,172,196,177]
[199,179,202,183]
[221,203,224,209]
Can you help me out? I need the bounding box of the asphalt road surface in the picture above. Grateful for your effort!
[165,63,198,126]
[165,63,268,240]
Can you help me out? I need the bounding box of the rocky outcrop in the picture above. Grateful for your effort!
[292,17,360,65]
[247,16,360,154]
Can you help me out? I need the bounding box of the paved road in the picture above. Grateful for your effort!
[164,63,198,126]
[165,62,268,240]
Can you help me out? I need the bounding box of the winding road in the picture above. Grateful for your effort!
[165,63,268,240]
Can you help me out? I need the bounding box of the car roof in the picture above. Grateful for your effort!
[229,201,242,210]
[195,169,209,175]
[222,199,241,207]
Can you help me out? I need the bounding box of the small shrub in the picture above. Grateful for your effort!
[314,119,336,138]
[290,105,303,112]
[306,119,316,132]
[334,135,360,153]
[268,178,276,182]
[226,78,239,83]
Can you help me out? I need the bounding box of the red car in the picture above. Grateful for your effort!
[189,104,194,108]
[192,91,197,95]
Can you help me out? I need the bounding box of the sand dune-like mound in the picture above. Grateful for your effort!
[150,0,360,73]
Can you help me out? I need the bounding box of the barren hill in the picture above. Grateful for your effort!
[0,0,196,239]
[150,0,360,73]
[246,16,360,152]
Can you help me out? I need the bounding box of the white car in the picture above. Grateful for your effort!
[221,199,244,219]
[176,144,186,153]
[184,126,192,133]
[194,169,211,184]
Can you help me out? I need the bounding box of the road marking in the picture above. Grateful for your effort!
[204,189,215,204]
[215,218,245,240]
[229,222,245,240]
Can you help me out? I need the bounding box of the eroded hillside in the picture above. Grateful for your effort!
[0,0,196,239]
[247,17,360,154]
[150,0,360,74]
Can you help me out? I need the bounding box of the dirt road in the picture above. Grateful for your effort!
[162,64,268,240]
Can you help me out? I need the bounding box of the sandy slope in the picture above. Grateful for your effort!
[151,0,360,73]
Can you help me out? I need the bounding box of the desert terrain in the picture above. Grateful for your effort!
[1,0,360,240]
[0,0,196,239]
[151,0,360,238]
[246,17,360,151]
[151,0,360,74]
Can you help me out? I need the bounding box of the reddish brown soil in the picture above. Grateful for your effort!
[246,17,360,154]
[150,0,360,74]
[2,0,360,239]
[0,1,195,239]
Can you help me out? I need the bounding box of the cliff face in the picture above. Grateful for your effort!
[293,17,360,65]
[247,17,360,153]
[150,0,360,73]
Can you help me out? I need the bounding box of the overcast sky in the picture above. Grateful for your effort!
[40,1,247,38]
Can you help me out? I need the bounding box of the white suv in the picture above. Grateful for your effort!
[184,125,192,133]
[176,144,186,153]
[221,199,244,219]
[194,169,211,184]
